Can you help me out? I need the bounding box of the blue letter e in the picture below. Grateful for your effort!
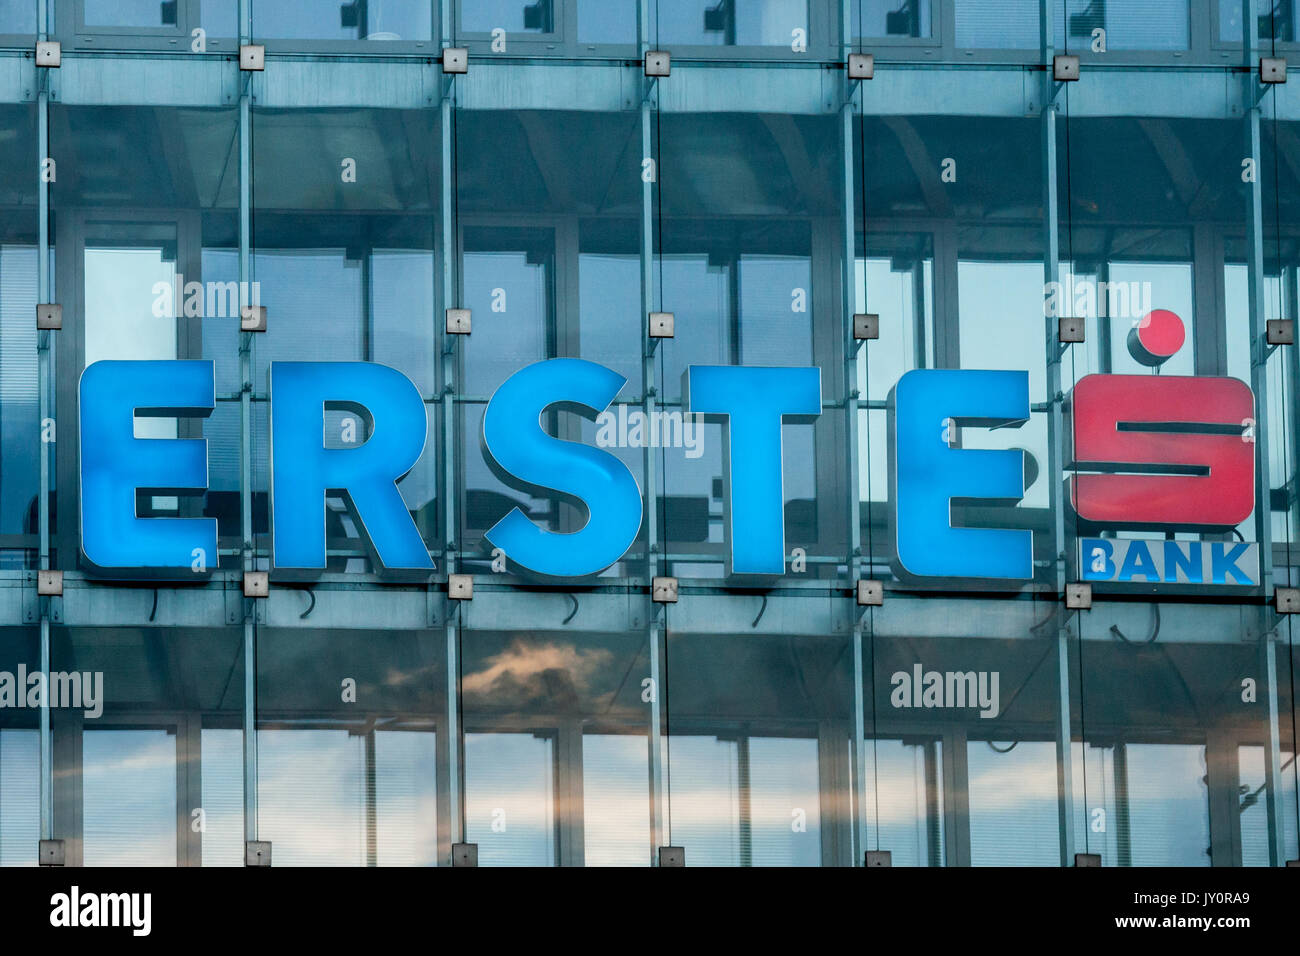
[79,360,217,570]
[891,369,1032,579]
[270,362,431,570]
[482,358,642,578]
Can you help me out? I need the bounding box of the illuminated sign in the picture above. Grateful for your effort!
[74,310,1260,586]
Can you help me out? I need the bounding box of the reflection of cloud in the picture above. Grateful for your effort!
[461,640,611,696]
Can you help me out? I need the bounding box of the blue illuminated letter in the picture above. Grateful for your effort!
[79,360,217,570]
[270,362,431,570]
[684,365,821,575]
[892,369,1032,579]
[482,358,642,578]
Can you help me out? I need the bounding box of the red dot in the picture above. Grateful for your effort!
[1136,309,1185,359]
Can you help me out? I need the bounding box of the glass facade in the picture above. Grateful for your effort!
[0,0,1295,868]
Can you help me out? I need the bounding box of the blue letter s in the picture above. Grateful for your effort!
[482,358,642,578]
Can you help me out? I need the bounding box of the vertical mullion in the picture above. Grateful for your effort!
[36,0,52,845]
[639,0,667,865]
[237,0,257,852]
[840,0,869,870]
[438,0,464,863]
[1243,0,1285,867]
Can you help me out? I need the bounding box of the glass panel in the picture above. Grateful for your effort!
[255,0,433,41]
[82,729,178,866]
[659,113,842,576]
[577,0,637,43]
[1220,0,1296,43]
[864,738,944,866]
[656,0,808,47]
[461,626,651,865]
[582,734,650,866]
[199,727,244,866]
[0,629,39,866]
[855,0,932,38]
[664,624,852,866]
[464,732,556,866]
[52,626,243,866]
[954,0,1190,50]
[968,740,1060,865]
[84,0,179,28]
[51,104,241,567]
[0,0,34,32]
[256,627,442,865]
[452,108,642,566]
[459,0,555,34]
[0,105,38,554]
[251,107,440,565]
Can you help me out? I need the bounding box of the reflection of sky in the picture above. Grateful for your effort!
[83,729,178,866]
[0,729,39,866]
[465,732,556,866]
[656,0,806,46]
[955,0,1189,50]
[0,246,38,535]
[255,728,437,866]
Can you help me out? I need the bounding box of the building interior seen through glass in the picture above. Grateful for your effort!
[0,0,1294,867]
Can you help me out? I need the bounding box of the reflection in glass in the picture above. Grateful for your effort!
[465,732,557,866]
[667,734,821,866]
[968,740,1059,865]
[657,0,807,46]
[200,728,244,866]
[0,729,38,866]
[583,733,650,866]
[865,738,944,866]
[83,730,178,866]
[254,0,432,41]
[855,0,932,38]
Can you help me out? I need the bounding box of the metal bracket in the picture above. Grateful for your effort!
[864,849,892,867]
[856,579,883,606]
[239,44,265,71]
[37,569,62,596]
[35,40,60,69]
[243,571,269,599]
[245,840,271,866]
[652,576,678,604]
[240,304,266,332]
[448,573,473,600]
[446,308,472,335]
[1065,582,1092,610]
[39,839,65,866]
[1275,587,1300,614]
[1266,318,1294,346]
[36,303,61,330]
[851,313,879,355]
[1074,852,1102,867]
[452,842,478,867]
[1057,315,1085,357]
[1261,56,1287,85]
[648,311,674,340]
[657,845,685,867]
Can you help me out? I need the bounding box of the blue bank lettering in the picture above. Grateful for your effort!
[482,358,642,578]
[79,360,218,570]
[270,361,431,570]
[892,369,1032,579]
[684,365,821,575]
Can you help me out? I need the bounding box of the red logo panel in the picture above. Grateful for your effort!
[1069,374,1255,530]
